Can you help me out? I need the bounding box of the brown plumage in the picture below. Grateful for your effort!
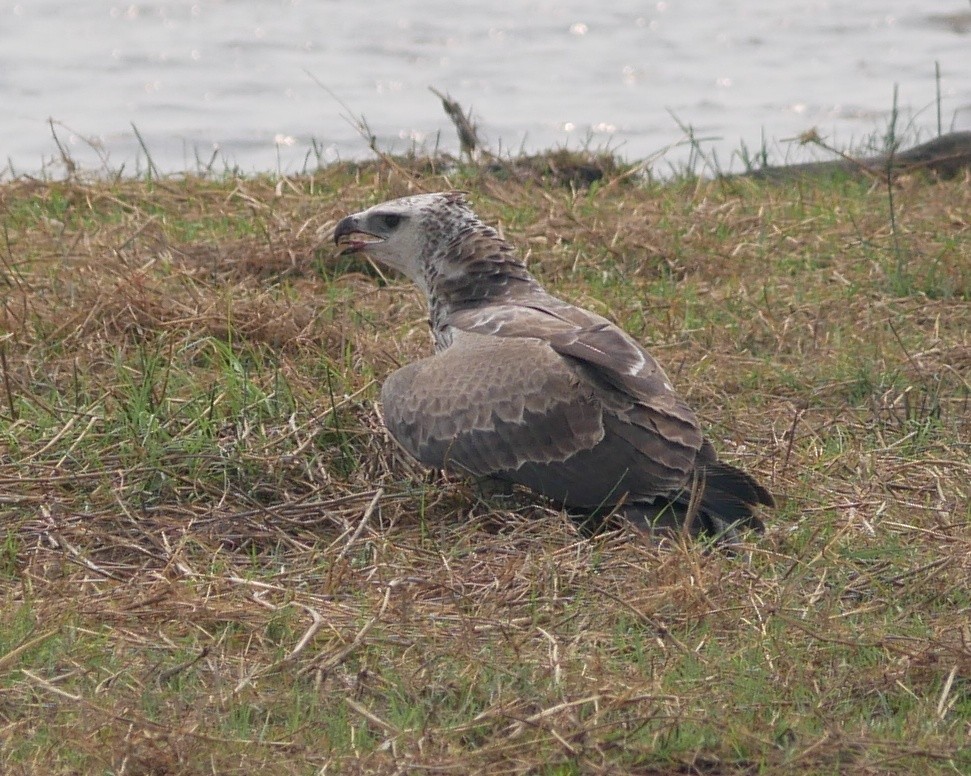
[334,191,774,540]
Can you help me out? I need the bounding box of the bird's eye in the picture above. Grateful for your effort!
[379,213,403,229]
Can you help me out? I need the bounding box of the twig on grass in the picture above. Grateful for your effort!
[155,646,211,687]
[0,629,60,673]
[46,531,127,582]
[330,487,384,567]
[22,669,82,702]
[48,119,77,177]
[298,583,392,676]
[0,340,16,420]
[131,122,160,181]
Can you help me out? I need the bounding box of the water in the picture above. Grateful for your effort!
[2,0,969,176]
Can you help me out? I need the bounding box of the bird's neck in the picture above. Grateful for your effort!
[425,237,543,351]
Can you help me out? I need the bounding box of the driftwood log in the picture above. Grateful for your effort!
[740,131,971,181]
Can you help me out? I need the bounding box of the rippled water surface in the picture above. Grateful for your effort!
[2,0,969,175]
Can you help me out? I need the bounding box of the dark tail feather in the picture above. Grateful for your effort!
[697,461,775,532]
[612,461,774,542]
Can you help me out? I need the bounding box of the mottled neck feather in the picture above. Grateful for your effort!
[428,226,542,307]
[425,221,544,349]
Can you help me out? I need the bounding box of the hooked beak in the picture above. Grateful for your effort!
[333,215,384,256]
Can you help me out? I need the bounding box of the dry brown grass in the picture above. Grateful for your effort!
[0,160,969,774]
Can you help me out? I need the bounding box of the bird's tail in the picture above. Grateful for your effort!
[695,460,775,533]
[615,461,774,542]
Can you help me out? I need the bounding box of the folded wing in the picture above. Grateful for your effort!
[382,300,712,511]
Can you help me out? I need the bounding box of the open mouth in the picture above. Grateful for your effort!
[335,231,384,256]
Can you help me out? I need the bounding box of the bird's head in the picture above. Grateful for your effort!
[333,191,477,293]
[333,191,534,307]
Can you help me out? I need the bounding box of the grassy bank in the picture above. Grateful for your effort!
[1,158,969,774]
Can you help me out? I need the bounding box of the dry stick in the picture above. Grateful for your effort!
[0,629,60,673]
[0,341,16,420]
[885,84,904,268]
[156,646,210,686]
[47,531,127,582]
[936,665,958,719]
[780,403,806,480]
[886,319,929,386]
[330,487,384,567]
[47,119,77,176]
[298,583,392,676]
[280,604,325,664]
[536,627,562,687]
[130,122,160,180]
[21,669,82,702]
[681,466,706,538]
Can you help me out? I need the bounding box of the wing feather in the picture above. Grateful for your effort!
[381,300,709,508]
[446,300,704,455]
[381,335,605,479]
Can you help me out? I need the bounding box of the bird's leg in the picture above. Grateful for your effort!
[474,475,517,500]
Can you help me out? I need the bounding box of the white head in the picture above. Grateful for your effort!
[333,191,537,307]
[333,191,478,296]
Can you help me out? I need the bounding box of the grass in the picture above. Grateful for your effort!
[0,155,969,774]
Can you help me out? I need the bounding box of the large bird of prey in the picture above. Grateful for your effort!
[334,191,774,539]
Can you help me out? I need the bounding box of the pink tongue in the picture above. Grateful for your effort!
[339,240,366,255]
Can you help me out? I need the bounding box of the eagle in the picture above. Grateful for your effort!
[334,191,774,540]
